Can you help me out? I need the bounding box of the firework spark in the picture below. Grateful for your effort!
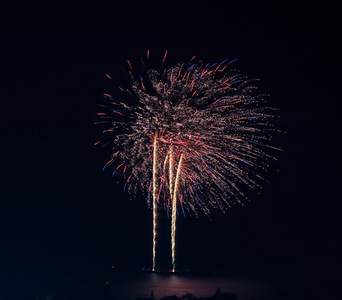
[96,51,278,271]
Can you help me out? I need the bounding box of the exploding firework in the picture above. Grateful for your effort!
[95,51,278,272]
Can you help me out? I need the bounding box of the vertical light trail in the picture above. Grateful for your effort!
[152,132,158,271]
[169,146,174,203]
[169,146,175,271]
[171,153,184,272]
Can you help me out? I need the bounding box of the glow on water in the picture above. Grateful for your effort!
[109,272,277,300]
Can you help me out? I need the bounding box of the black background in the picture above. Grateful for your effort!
[1,1,341,299]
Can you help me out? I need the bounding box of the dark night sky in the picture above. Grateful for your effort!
[1,0,341,298]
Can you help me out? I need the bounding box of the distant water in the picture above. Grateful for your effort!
[3,267,323,300]
[108,272,277,300]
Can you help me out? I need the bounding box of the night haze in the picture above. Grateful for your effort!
[1,1,341,299]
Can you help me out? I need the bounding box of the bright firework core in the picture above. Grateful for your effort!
[96,51,277,272]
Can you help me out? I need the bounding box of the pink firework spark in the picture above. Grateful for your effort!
[96,51,278,216]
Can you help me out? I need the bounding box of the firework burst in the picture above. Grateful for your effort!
[95,51,278,271]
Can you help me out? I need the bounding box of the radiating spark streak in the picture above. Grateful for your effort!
[219,64,228,73]
[115,162,125,170]
[186,71,191,84]
[220,78,231,86]
[170,69,174,83]
[163,50,168,62]
[124,174,132,191]
[112,110,125,116]
[140,77,146,91]
[127,60,132,70]
[103,159,113,171]
[103,93,113,99]
[178,63,184,78]
[228,58,238,65]
[216,84,233,92]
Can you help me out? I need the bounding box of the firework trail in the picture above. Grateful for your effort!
[152,132,158,271]
[95,51,278,271]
